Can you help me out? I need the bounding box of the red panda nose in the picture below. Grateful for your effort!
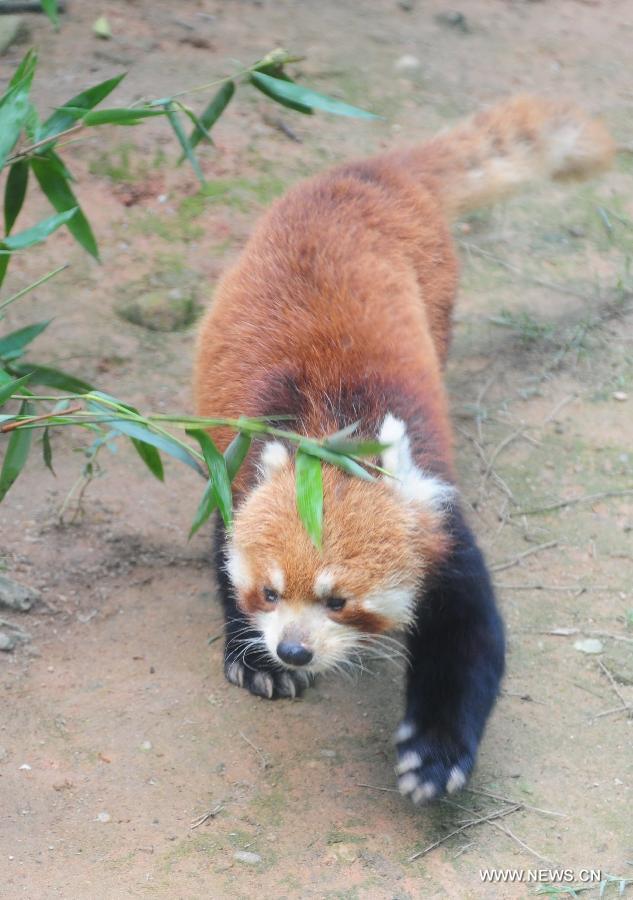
[277,641,313,667]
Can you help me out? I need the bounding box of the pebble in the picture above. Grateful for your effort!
[612,391,628,402]
[96,811,111,823]
[19,764,31,771]
[0,632,16,652]
[394,54,421,72]
[140,741,152,751]
[233,850,261,866]
[574,638,603,654]
[0,575,41,612]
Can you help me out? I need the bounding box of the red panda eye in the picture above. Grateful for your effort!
[263,587,279,604]
[326,596,346,612]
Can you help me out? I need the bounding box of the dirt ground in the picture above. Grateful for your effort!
[1,1,632,897]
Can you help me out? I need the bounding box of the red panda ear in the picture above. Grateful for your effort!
[259,441,290,480]
[379,414,455,512]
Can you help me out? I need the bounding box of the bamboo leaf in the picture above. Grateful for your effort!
[0,372,31,406]
[0,50,37,170]
[0,400,33,501]
[31,155,98,258]
[295,449,323,550]
[40,0,59,27]
[164,104,204,183]
[250,71,380,119]
[189,478,217,538]
[130,437,164,481]
[0,320,51,359]
[40,73,126,140]
[298,440,374,481]
[323,437,388,457]
[10,363,92,393]
[42,425,55,475]
[224,430,252,481]
[4,161,29,234]
[187,81,235,152]
[187,429,232,527]
[0,208,77,253]
[69,106,166,126]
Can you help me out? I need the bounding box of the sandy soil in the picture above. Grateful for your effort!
[1,1,632,897]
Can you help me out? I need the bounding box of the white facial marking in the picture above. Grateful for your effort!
[379,413,456,511]
[225,543,253,591]
[254,604,358,674]
[268,562,285,595]
[314,568,336,599]
[363,585,417,628]
[259,441,289,479]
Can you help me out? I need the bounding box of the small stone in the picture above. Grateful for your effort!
[233,850,261,866]
[612,391,628,402]
[574,638,603,654]
[0,575,41,612]
[0,632,16,652]
[96,811,111,823]
[19,764,31,771]
[435,10,470,33]
[116,288,197,332]
[140,741,152,751]
[394,54,421,73]
[331,843,359,863]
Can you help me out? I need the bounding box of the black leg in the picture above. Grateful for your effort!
[395,507,505,803]
[213,521,312,699]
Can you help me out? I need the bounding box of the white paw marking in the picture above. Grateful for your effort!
[251,671,274,699]
[226,661,245,688]
[394,721,416,744]
[278,672,296,699]
[395,750,421,775]
[398,773,420,796]
[412,782,437,805]
[446,766,467,794]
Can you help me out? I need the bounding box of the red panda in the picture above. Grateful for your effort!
[193,96,614,804]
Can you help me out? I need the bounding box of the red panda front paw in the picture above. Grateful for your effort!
[224,659,312,700]
[394,721,474,804]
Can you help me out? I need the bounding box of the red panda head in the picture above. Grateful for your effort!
[224,415,454,674]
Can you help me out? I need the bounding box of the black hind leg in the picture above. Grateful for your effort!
[395,507,505,803]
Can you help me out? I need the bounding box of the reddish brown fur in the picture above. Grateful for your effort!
[194,96,613,628]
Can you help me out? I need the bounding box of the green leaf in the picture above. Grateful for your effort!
[39,73,126,141]
[0,399,33,502]
[130,438,164,481]
[86,406,202,475]
[40,0,59,27]
[295,449,323,550]
[188,81,235,152]
[69,106,166,126]
[250,71,380,119]
[299,440,374,481]
[0,208,77,253]
[189,478,217,538]
[187,429,233,527]
[0,372,31,406]
[31,155,98,258]
[250,71,312,115]
[42,425,55,475]
[10,363,92,393]
[224,430,252,481]
[0,50,37,170]
[323,436,388,457]
[4,161,29,234]
[164,104,204,183]
[0,256,8,289]
[0,321,51,360]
